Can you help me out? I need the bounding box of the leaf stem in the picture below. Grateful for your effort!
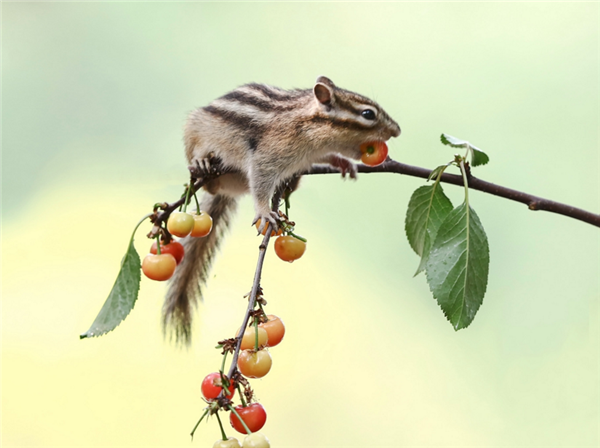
[459,159,470,205]
[130,213,153,247]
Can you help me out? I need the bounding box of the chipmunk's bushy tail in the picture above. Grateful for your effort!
[163,193,238,345]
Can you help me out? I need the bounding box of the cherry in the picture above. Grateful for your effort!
[150,240,184,265]
[141,253,177,281]
[191,211,213,237]
[213,437,242,448]
[167,212,194,237]
[259,315,285,347]
[360,141,388,166]
[237,326,268,350]
[255,219,282,237]
[242,433,270,448]
[237,350,272,379]
[274,235,306,262]
[230,403,267,434]
[201,372,235,401]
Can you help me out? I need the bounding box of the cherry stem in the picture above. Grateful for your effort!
[254,319,259,351]
[193,189,201,214]
[285,192,290,217]
[237,385,247,407]
[289,231,307,243]
[215,411,228,441]
[190,409,209,439]
[221,351,228,374]
[228,404,252,435]
[155,233,162,255]
[182,180,193,213]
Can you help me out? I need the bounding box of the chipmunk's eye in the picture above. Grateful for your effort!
[361,109,376,120]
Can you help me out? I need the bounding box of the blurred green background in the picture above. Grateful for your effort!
[3,3,598,447]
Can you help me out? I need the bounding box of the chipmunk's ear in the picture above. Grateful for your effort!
[314,76,335,105]
[316,76,335,88]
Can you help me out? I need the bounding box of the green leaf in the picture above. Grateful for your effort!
[469,147,489,167]
[80,239,141,339]
[425,202,489,330]
[440,133,469,148]
[440,133,489,167]
[405,184,454,275]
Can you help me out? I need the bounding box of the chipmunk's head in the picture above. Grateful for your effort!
[312,76,400,144]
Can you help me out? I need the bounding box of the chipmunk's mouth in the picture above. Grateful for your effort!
[374,125,401,141]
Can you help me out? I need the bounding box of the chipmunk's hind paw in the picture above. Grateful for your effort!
[252,211,280,234]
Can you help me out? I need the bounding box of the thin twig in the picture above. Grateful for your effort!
[226,190,284,381]
[149,164,234,235]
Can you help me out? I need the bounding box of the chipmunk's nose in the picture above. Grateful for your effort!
[390,122,401,138]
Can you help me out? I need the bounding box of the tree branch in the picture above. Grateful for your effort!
[148,157,599,239]
[304,159,600,228]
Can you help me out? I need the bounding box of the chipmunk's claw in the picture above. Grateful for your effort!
[189,153,220,178]
[252,211,280,234]
[329,154,357,180]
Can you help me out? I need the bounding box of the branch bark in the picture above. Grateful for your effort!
[305,159,600,228]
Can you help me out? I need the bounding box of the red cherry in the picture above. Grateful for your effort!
[150,240,185,265]
[360,141,388,166]
[259,315,285,347]
[201,372,235,401]
[230,403,267,434]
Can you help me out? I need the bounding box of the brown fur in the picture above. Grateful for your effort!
[163,194,237,344]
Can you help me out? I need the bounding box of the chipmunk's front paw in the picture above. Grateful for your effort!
[252,211,280,234]
[328,154,357,179]
[189,153,219,178]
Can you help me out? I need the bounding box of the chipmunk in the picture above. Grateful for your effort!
[165,76,400,344]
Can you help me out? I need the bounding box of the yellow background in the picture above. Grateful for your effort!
[3,3,598,447]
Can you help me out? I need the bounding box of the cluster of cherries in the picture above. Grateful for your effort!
[144,140,388,447]
[142,207,315,282]
[141,210,214,281]
[201,315,285,448]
